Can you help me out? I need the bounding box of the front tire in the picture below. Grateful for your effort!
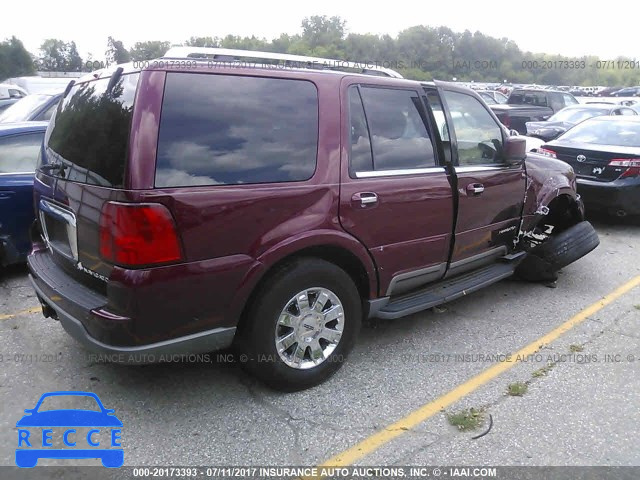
[237,258,362,391]
[517,221,599,281]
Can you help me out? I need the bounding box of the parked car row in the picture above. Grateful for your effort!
[525,103,637,141]
[488,88,579,135]
[474,83,640,221]
[476,83,640,99]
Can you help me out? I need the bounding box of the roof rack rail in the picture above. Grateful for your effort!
[162,47,403,79]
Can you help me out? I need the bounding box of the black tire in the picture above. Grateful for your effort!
[237,258,362,391]
[517,221,599,282]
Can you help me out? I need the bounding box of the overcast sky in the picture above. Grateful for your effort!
[8,0,638,61]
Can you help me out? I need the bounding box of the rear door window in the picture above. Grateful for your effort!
[155,73,318,187]
[348,86,435,175]
[0,132,44,173]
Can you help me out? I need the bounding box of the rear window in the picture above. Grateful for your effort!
[44,73,139,187]
[509,91,548,107]
[155,73,318,187]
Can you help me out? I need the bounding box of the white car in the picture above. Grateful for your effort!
[0,84,28,100]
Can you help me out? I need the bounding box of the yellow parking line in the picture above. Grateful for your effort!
[0,306,40,321]
[314,274,640,471]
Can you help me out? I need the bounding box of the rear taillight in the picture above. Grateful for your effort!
[99,202,182,267]
[608,159,640,179]
[538,148,557,158]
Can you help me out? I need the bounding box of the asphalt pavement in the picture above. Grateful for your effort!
[0,216,638,476]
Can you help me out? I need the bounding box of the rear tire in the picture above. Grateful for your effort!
[517,221,599,282]
[237,258,362,391]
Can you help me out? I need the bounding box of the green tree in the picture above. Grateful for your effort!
[106,37,131,65]
[66,41,83,71]
[129,41,171,61]
[185,36,220,47]
[38,39,68,71]
[0,36,35,80]
[301,15,346,54]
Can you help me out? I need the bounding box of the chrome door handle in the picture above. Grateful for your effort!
[466,184,485,195]
[352,192,378,207]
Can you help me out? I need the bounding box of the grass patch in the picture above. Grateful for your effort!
[447,408,484,431]
[634,305,640,310]
[532,362,556,378]
[507,382,528,396]
[569,344,584,353]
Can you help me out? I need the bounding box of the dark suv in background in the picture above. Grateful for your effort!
[28,48,598,391]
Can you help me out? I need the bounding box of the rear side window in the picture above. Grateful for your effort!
[45,73,139,187]
[155,73,318,187]
[349,86,435,175]
[0,132,44,173]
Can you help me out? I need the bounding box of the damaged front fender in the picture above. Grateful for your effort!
[520,153,584,233]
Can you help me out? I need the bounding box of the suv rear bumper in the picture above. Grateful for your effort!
[28,251,237,361]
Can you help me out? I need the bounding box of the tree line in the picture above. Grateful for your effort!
[1,16,639,86]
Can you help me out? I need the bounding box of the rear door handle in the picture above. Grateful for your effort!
[466,183,485,195]
[352,192,378,207]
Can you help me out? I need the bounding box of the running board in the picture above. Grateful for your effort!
[376,252,525,320]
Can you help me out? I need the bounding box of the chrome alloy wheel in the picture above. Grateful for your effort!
[274,287,345,369]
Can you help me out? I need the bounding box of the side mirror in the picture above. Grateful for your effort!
[503,136,526,164]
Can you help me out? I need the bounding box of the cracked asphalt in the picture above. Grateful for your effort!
[0,216,639,471]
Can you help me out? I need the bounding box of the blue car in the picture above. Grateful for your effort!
[16,391,123,468]
[0,93,63,123]
[0,122,47,267]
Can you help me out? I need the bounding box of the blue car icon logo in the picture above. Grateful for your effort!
[16,391,123,468]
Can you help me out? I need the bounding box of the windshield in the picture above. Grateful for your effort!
[549,108,608,124]
[560,119,640,147]
[0,94,52,122]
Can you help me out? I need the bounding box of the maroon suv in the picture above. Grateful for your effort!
[28,48,599,391]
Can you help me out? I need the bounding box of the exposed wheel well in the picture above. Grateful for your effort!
[235,246,373,335]
[543,194,583,233]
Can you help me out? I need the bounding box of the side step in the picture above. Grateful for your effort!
[376,253,525,320]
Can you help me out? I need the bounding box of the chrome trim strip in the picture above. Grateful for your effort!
[39,199,76,227]
[455,166,505,173]
[355,167,445,178]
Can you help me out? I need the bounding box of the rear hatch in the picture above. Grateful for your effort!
[544,143,639,182]
[35,71,140,291]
